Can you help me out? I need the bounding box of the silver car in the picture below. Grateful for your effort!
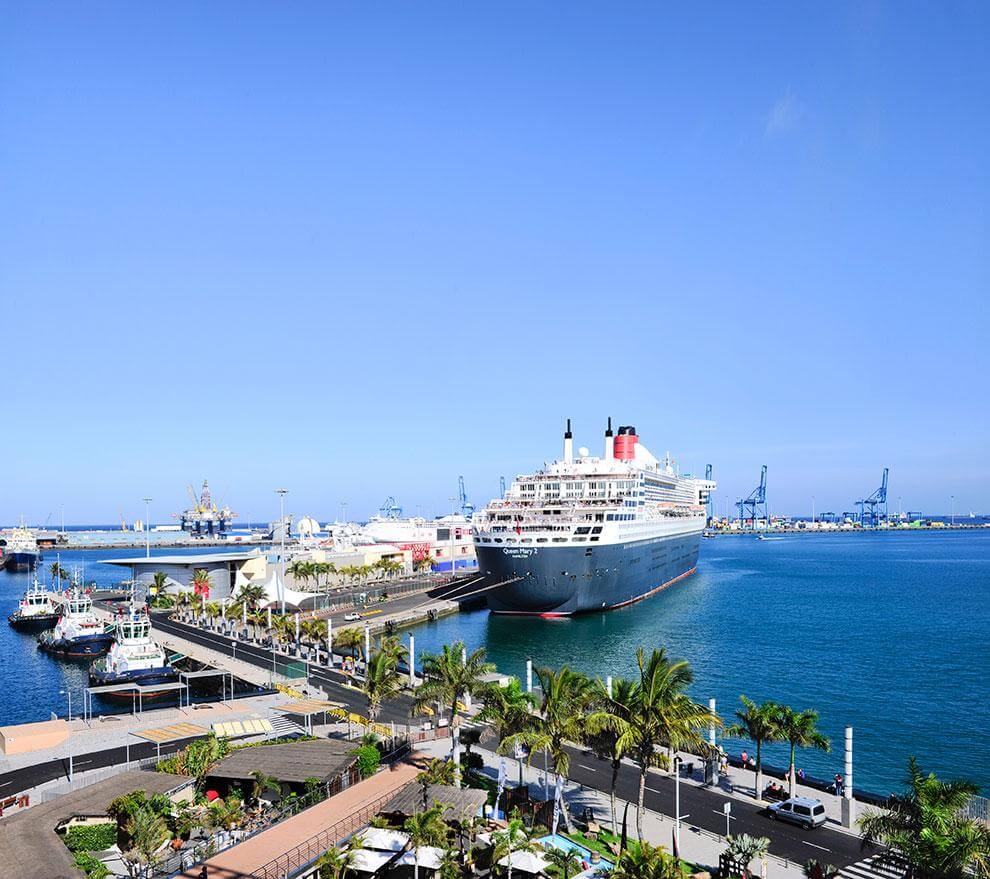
[768,796,827,829]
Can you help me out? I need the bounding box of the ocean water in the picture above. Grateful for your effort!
[404,530,990,796]
[0,545,241,725]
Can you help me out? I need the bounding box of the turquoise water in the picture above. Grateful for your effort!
[538,834,614,870]
[406,530,990,796]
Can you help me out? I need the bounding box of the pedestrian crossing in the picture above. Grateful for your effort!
[838,855,905,879]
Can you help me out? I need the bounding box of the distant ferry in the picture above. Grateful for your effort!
[473,420,715,615]
[89,604,178,695]
[2,526,42,571]
[7,578,60,631]
[38,589,115,657]
[363,500,476,572]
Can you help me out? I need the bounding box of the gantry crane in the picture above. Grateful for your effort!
[857,468,889,528]
[736,465,768,530]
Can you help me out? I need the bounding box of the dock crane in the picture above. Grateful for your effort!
[857,468,889,528]
[499,476,507,498]
[704,464,714,524]
[458,476,475,517]
[378,497,403,519]
[736,465,768,530]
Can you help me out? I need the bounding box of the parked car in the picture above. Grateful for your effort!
[767,796,827,829]
[343,611,362,621]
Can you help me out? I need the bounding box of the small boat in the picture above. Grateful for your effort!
[38,589,116,657]
[8,578,61,631]
[757,535,784,541]
[89,603,179,697]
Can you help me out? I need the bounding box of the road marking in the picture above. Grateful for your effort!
[579,764,597,771]
[74,760,92,766]
[645,785,665,793]
[802,841,831,852]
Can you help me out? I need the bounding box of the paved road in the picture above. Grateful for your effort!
[560,744,874,869]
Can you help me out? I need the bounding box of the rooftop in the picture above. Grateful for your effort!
[0,770,189,879]
[102,550,263,568]
[382,782,487,823]
[206,738,356,785]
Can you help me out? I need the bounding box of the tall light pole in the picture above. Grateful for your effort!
[951,495,955,526]
[276,488,288,615]
[811,496,815,525]
[143,497,152,558]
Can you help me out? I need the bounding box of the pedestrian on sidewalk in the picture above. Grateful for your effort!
[834,773,843,796]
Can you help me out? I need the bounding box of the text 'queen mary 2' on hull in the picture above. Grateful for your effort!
[473,420,715,616]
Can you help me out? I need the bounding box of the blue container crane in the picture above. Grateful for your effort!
[458,476,475,517]
[736,465,768,530]
[857,468,889,528]
[378,497,403,519]
[500,476,507,498]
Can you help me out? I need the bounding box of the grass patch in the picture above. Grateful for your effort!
[562,830,697,874]
[64,823,117,853]
[71,851,111,879]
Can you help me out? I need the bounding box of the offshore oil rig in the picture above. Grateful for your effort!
[176,480,236,537]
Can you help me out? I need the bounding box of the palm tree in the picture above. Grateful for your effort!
[248,610,268,642]
[543,848,582,879]
[585,676,636,835]
[490,816,538,879]
[318,838,365,879]
[191,568,211,600]
[123,805,169,878]
[479,677,536,786]
[250,770,281,803]
[859,757,990,879]
[437,845,463,879]
[236,581,268,611]
[207,794,245,831]
[404,804,450,879]
[775,706,830,797]
[725,696,782,801]
[413,642,495,780]
[151,571,168,600]
[335,627,365,678]
[503,665,593,832]
[588,649,717,841]
[725,834,770,879]
[612,841,688,879]
[417,758,457,809]
[364,645,403,723]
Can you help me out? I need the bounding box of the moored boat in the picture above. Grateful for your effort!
[38,589,115,657]
[2,526,42,571]
[89,603,178,697]
[7,577,61,631]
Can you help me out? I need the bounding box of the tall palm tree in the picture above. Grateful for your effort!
[725,696,783,801]
[585,676,637,835]
[726,834,771,879]
[543,848,582,879]
[335,627,365,678]
[860,758,990,879]
[236,581,268,611]
[417,758,457,809]
[612,841,688,879]
[363,645,403,723]
[588,648,717,841]
[490,816,538,879]
[774,706,830,796]
[124,805,169,878]
[413,642,495,780]
[502,665,593,832]
[150,571,168,600]
[191,568,211,599]
[404,804,450,879]
[318,837,365,879]
[479,677,536,787]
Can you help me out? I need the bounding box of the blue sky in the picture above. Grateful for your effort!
[1,2,987,525]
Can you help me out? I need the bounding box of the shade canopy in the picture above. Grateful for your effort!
[398,847,445,870]
[498,851,550,873]
[350,850,398,873]
[357,827,409,853]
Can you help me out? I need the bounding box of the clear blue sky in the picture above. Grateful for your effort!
[1,2,987,525]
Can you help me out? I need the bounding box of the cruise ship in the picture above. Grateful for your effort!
[473,420,715,615]
[2,526,42,571]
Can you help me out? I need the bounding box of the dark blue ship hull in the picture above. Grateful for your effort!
[39,631,115,657]
[8,612,59,632]
[3,551,41,571]
[478,530,702,615]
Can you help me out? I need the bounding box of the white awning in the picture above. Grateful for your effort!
[350,850,398,873]
[357,827,410,853]
[398,847,445,871]
[498,851,550,873]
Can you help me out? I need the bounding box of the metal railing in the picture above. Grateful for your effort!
[248,788,402,879]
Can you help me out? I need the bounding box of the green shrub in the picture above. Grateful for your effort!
[64,823,117,852]
[72,851,110,878]
[352,744,381,778]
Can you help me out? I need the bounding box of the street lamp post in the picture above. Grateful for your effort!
[276,488,288,615]
[951,495,955,526]
[143,497,152,557]
[60,689,73,781]
[673,755,682,855]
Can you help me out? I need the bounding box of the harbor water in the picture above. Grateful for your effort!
[0,545,257,725]
[406,529,990,796]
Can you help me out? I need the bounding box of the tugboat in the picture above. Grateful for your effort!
[38,589,116,657]
[8,577,61,631]
[89,603,179,697]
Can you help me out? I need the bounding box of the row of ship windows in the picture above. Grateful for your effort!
[475,536,602,544]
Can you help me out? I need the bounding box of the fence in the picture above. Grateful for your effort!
[964,793,989,825]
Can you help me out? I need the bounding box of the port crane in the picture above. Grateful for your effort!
[378,497,403,519]
[458,476,475,517]
[736,465,768,530]
[499,476,507,498]
[857,468,889,528]
[705,464,714,524]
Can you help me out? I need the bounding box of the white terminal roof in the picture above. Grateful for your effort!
[102,551,264,568]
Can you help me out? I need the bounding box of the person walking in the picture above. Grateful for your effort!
[834,773,843,796]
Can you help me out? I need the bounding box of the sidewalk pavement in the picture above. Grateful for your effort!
[413,739,807,879]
